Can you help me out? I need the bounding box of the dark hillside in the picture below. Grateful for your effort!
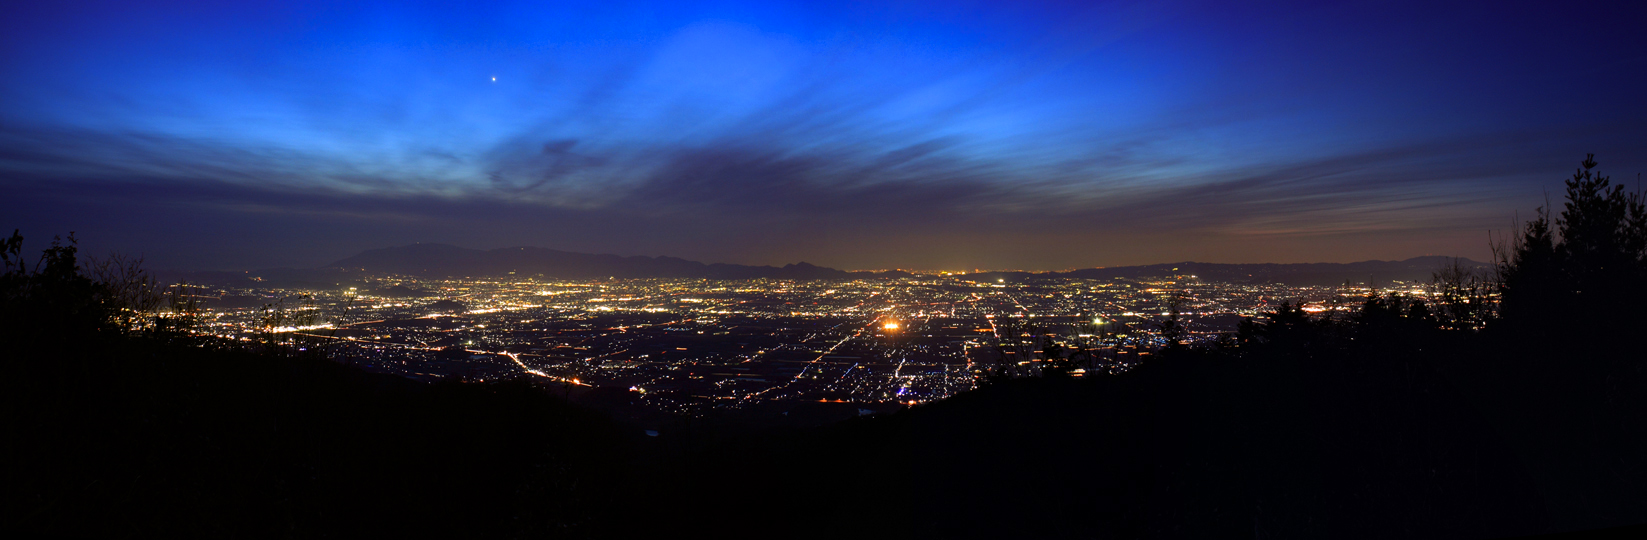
[634,353,1549,539]
[1,233,638,538]
[3,340,637,538]
[7,308,1630,539]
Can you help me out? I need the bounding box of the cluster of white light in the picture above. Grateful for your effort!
[265,323,334,333]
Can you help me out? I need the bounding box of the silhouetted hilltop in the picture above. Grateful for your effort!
[425,299,466,313]
[325,243,912,280]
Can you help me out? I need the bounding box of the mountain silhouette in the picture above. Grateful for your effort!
[1057,256,1490,286]
[163,244,1484,287]
[963,256,1489,286]
[324,243,904,280]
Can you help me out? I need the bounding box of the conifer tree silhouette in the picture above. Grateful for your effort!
[1498,154,1647,340]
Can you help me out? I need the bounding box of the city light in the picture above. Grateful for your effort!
[187,273,1380,417]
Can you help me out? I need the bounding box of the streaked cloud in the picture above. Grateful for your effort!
[2,0,1643,270]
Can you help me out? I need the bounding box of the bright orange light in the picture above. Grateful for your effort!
[883,321,900,330]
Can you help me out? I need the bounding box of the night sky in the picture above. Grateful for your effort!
[2,0,1643,271]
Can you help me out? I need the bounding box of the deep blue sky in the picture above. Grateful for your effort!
[2,0,1643,271]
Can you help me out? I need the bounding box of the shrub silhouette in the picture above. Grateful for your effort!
[0,231,121,343]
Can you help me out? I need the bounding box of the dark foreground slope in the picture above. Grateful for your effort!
[635,358,1550,539]
[5,312,1644,539]
[2,337,638,538]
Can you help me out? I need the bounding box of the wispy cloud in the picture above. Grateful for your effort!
[2,1,1644,269]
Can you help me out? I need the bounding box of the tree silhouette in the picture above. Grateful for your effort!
[1,231,121,344]
[1039,336,1076,377]
[1429,257,1494,331]
[1497,154,1647,340]
[1155,290,1188,350]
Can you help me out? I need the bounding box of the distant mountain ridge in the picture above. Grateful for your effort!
[981,256,1491,287]
[324,243,910,280]
[330,244,1485,286]
[164,244,1487,288]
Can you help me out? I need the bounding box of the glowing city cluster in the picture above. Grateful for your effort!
[189,273,1414,417]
